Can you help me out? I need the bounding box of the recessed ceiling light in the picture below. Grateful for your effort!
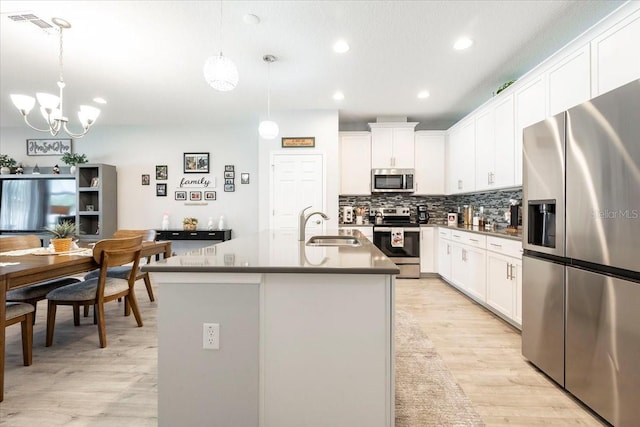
[417,91,430,99]
[333,91,345,101]
[243,14,260,25]
[93,97,107,104]
[453,37,473,50]
[333,40,350,53]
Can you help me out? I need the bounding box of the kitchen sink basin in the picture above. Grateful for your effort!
[306,235,361,247]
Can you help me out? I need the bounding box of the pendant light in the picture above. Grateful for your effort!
[258,54,279,140]
[203,1,238,91]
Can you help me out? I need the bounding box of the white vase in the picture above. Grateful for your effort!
[0,166,10,175]
[69,165,76,174]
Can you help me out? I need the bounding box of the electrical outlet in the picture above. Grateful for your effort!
[203,323,220,350]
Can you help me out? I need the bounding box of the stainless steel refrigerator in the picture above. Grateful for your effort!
[522,79,640,426]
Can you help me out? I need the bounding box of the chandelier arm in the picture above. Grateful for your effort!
[21,115,58,133]
[62,122,90,139]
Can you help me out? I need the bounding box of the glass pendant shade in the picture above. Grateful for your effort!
[203,54,239,91]
[79,105,101,127]
[259,120,279,139]
[10,94,36,114]
[36,92,60,110]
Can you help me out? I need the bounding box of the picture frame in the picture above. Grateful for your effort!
[156,165,168,180]
[281,137,315,148]
[141,174,150,185]
[184,152,209,173]
[189,191,202,201]
[90,177,100,187]
[26,138,72,156]
[224,183,235,192]
[240,173,250,184]
[224,171,235,179]
[224,165,234,172]
[175,191,187,201]
[224,178,234,185]
[156,183,167,197]
[204,191,216,201]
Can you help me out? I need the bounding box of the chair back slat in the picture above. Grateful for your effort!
[0,235,42,252]
[93,236,143,266]
[113,229,156,242]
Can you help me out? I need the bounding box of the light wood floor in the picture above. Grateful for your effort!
[1,278,605,426]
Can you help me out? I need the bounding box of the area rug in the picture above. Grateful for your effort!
[395,308,484,426]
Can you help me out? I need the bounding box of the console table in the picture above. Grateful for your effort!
[156,229,232,242]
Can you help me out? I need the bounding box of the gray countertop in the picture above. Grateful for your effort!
[143,229,399,275]
[339,223,522,241]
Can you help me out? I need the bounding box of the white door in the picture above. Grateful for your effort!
[270,153,325,232]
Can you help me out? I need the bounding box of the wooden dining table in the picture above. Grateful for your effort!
[0,240,171,402]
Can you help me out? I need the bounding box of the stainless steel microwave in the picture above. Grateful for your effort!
[371,168,415,193]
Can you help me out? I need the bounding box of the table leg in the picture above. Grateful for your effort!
[164,242,172,259]
[0,277,7,402]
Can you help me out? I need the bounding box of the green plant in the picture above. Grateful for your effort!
[0,154,17,168]
[60,152,88,166]
[47,220,77,239]
[496,80,516,95]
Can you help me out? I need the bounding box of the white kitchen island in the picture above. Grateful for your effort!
[143,230,399,427]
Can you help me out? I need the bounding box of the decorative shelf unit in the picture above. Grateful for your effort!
[155,230,232,242]
[76,163,117,241]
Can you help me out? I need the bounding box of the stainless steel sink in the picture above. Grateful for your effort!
[306,235,361,247]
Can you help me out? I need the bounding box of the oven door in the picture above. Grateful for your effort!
[373,227,420,258]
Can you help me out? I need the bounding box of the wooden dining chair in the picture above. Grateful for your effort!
[83,229,156,302]
[5,302,35,366]
[2,235,81,323]
[45,235,144,348]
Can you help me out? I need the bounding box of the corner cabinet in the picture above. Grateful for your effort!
[339,132,371,195]
[369,122,417,169]
[414,131,445,194]
[76,163,117,241]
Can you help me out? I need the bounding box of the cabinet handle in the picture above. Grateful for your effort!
[506,263,510,279]
[469,238,479,242]
[489,243,502,248]
[462,249,466,261]
[488,172,491,185]
[458,180,463,190]
[510,264,515,280]
[447,244,450,255]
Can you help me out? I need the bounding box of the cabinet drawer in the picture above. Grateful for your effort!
[451,230,486,248]
[486,236,523,258]
[437,228,452,240]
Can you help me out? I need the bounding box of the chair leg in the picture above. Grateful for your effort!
[46,301,57,347]
[84,304,90,317]
[127,292,144,327]
[73,304,80,326]
[96,302,107,348]
[29,299,38,325]
[143,274,155,302]
[93,304,97,325]
[21,312,34,366]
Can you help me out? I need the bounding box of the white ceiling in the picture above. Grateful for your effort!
[0,0,627,131]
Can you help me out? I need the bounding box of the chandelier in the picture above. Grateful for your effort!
[203,1,238,91]
[10,18,101,138]
[258,55,279,140]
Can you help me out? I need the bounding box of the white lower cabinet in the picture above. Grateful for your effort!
[340,226,373,240]
[486,252,518,319]
[451,242,486,302]
[420,226,436,273]
[437,229,452,280]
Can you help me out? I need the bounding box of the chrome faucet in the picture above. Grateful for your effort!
[298,205,330,241]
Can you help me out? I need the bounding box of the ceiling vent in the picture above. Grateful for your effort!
[6,12,55,34]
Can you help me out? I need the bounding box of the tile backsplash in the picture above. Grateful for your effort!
[339,187,523,226]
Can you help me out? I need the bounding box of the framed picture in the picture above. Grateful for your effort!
[224,171,235,179]
[90,177,100,187]
[224,165,234,172]
[240,173,250,184]
[224,178,234,185]
[141,174,150,185]
[184,152,209,173]
[224,183,235,192]
[175,191,187,201]
[156,183,167,197]
[156,165,168,180]
[26,138,72,156]
[282,137,315,148]
[189,191,202,201]
[204,191,216,200]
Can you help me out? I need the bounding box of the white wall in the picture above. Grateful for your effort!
[2,109,340,237]
[257,110,340,231]
[1,122,260,237]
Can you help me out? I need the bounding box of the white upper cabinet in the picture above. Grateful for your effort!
[547,45,591,116]
[339,132,371,195]
[474,107,495,191]
[414,131,445,194]
[492,94,516,188]
[591,9,640,96]
[369,122,418,169]
[515,76,546,186]
[446,119,476,194]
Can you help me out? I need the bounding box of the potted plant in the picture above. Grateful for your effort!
[60,152,88,174]
[0,154,17,174]
[183,217,198,231]
[47,220,77,252]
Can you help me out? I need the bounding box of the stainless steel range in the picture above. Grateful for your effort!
[370,206,420,279]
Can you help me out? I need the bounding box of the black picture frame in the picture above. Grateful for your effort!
[224,171,235,179]
[204,191,216,200]
[224,178,234,185]
[26,138,72,156]
[156,165,168,180]
[156,183,167,197]
[224,165,234,172]
[175,191,187,201]
[240,173,250,184]
[141,174,150,185]
[184,152,210,173]
[224,183,235,192]
[189,191,202,201]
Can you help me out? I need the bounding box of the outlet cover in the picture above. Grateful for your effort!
[203,323,220,350]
